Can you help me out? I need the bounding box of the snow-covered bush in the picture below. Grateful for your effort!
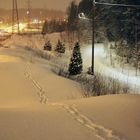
[74,73,130,97]
[24,45,52,60]
[51,62,130,96]
[51,63,69,77]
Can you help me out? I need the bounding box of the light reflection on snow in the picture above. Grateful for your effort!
[0,55,18,63]
[81,44,140,93]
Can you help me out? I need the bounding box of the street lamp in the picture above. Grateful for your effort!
[79,0,96,75]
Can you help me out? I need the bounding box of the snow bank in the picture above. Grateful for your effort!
[66,94,140,140]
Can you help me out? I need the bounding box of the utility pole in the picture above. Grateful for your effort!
[12,0,20,34]
[26,0,31,28]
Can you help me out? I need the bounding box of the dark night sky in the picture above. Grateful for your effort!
[0,0,80,11]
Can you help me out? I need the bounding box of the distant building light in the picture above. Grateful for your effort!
[32,19,39,24]
[27,11,30,15]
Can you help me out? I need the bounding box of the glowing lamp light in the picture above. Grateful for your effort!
[78,13,86,19]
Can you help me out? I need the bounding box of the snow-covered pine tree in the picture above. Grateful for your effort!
[55,40,65,53]
[42,20,48,36]
[69,42,83,75]
[44,40,52,51]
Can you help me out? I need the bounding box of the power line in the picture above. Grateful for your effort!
[95,1,140,8]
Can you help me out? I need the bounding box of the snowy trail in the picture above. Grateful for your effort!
[61,104,125,140]
[0,48,97,140]
[24,62,48,104]
[82,44,140,93]
[23,59,125,140]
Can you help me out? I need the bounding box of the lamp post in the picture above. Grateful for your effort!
[12,0,20,34]
[79,0,96,75]
[91,0,96,75]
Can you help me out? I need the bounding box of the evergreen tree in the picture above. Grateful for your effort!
[78,0,93,18]
[77,0,140,44]
[55,40,65,53]
[67,1,78,31]
[42,21,48,35]
[69,42,83,75]
[44,40,52,51]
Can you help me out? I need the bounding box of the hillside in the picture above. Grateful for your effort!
[0,36,140,140]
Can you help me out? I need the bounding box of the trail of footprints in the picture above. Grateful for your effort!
[24,62,125,140]
[24,62,48,104]
[62,104,126,140]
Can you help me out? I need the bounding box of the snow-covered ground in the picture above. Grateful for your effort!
[2,33,140,93]
[0,34,140,140]
[82,44,140,93]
